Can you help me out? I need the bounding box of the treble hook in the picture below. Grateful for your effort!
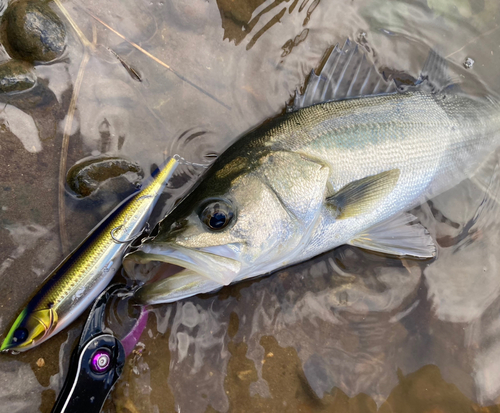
[110,221,150,244]
[110,225,137,244]
[173,154,210,169]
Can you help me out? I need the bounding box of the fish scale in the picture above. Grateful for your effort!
[291,92,499,262]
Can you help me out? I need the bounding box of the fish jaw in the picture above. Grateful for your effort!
[134,269,222,304]
[123,243,242,304]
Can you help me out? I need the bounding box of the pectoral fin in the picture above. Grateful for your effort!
[326,169,400,219]
[348,213,436,258]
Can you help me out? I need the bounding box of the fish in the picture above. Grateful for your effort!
[107,47,142,82]
[123,40,500,305]
[1,157,179,352]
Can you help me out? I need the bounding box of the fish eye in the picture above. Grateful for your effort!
[200,200,234,231]
[13,327,28,343]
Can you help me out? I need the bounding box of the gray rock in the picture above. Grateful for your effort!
[66,156,144,198]
[0,59,36,93]
[2,0,66,63]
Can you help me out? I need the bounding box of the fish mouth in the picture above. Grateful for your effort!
[122,244,242,304]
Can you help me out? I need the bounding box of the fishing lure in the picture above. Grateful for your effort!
[1,156,179,352]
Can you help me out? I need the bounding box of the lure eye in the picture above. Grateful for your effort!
[13,327,28,343]
[200,201,234,231]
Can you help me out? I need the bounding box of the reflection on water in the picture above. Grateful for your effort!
[0,0,500,411]
[216,0,319,50]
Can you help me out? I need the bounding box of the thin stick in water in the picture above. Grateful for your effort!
[85,10,231,111]
[55,0,97,253]
[446,25,499,59]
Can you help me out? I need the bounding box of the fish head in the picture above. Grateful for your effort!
[124,150,330,303]
[1,306,58,352]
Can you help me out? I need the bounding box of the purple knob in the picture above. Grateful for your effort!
[90,348,111,373]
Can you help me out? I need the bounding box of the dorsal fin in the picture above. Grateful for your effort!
[290,39,396,111]
[385,48,456,94]
[418,48,455,93]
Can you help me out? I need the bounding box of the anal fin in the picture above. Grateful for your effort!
[349,213,436,259]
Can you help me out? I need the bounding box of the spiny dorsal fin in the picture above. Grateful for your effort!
[389,48,455,94]
[326,169,400,219]
[290,39,397,111]
[418,48,455,93]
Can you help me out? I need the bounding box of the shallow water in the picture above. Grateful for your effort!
[0,0,500,411]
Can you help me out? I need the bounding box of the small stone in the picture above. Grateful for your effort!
[237,370,253,380]
[463,57,474,69]
[357,31,367,42]
[266,352,274,358]
[0,59,36,94]
[66,156,144,198]
[2,0,67,63]
[36,358,45,368]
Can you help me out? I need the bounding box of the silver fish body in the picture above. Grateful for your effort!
[124,42,500,304]
[124,89,500,305]
[274,92,498,261]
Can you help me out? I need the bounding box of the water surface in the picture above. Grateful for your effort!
[0,0,500,412]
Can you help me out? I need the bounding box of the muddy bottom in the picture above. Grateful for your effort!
[1,0,500,411]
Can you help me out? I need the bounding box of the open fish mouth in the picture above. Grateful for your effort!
[123,244,242,304]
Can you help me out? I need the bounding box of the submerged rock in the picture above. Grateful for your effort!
[2,0,66,63]
[0,59,36,93]
[66,156,144,198]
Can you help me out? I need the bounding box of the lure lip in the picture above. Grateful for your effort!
[0,308,28,352]
[0,306,58,353]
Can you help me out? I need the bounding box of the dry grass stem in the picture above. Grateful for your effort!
[446,24,499,58]
[85,10,231,110]
[54,0,92,48]
[55,0,97,253]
